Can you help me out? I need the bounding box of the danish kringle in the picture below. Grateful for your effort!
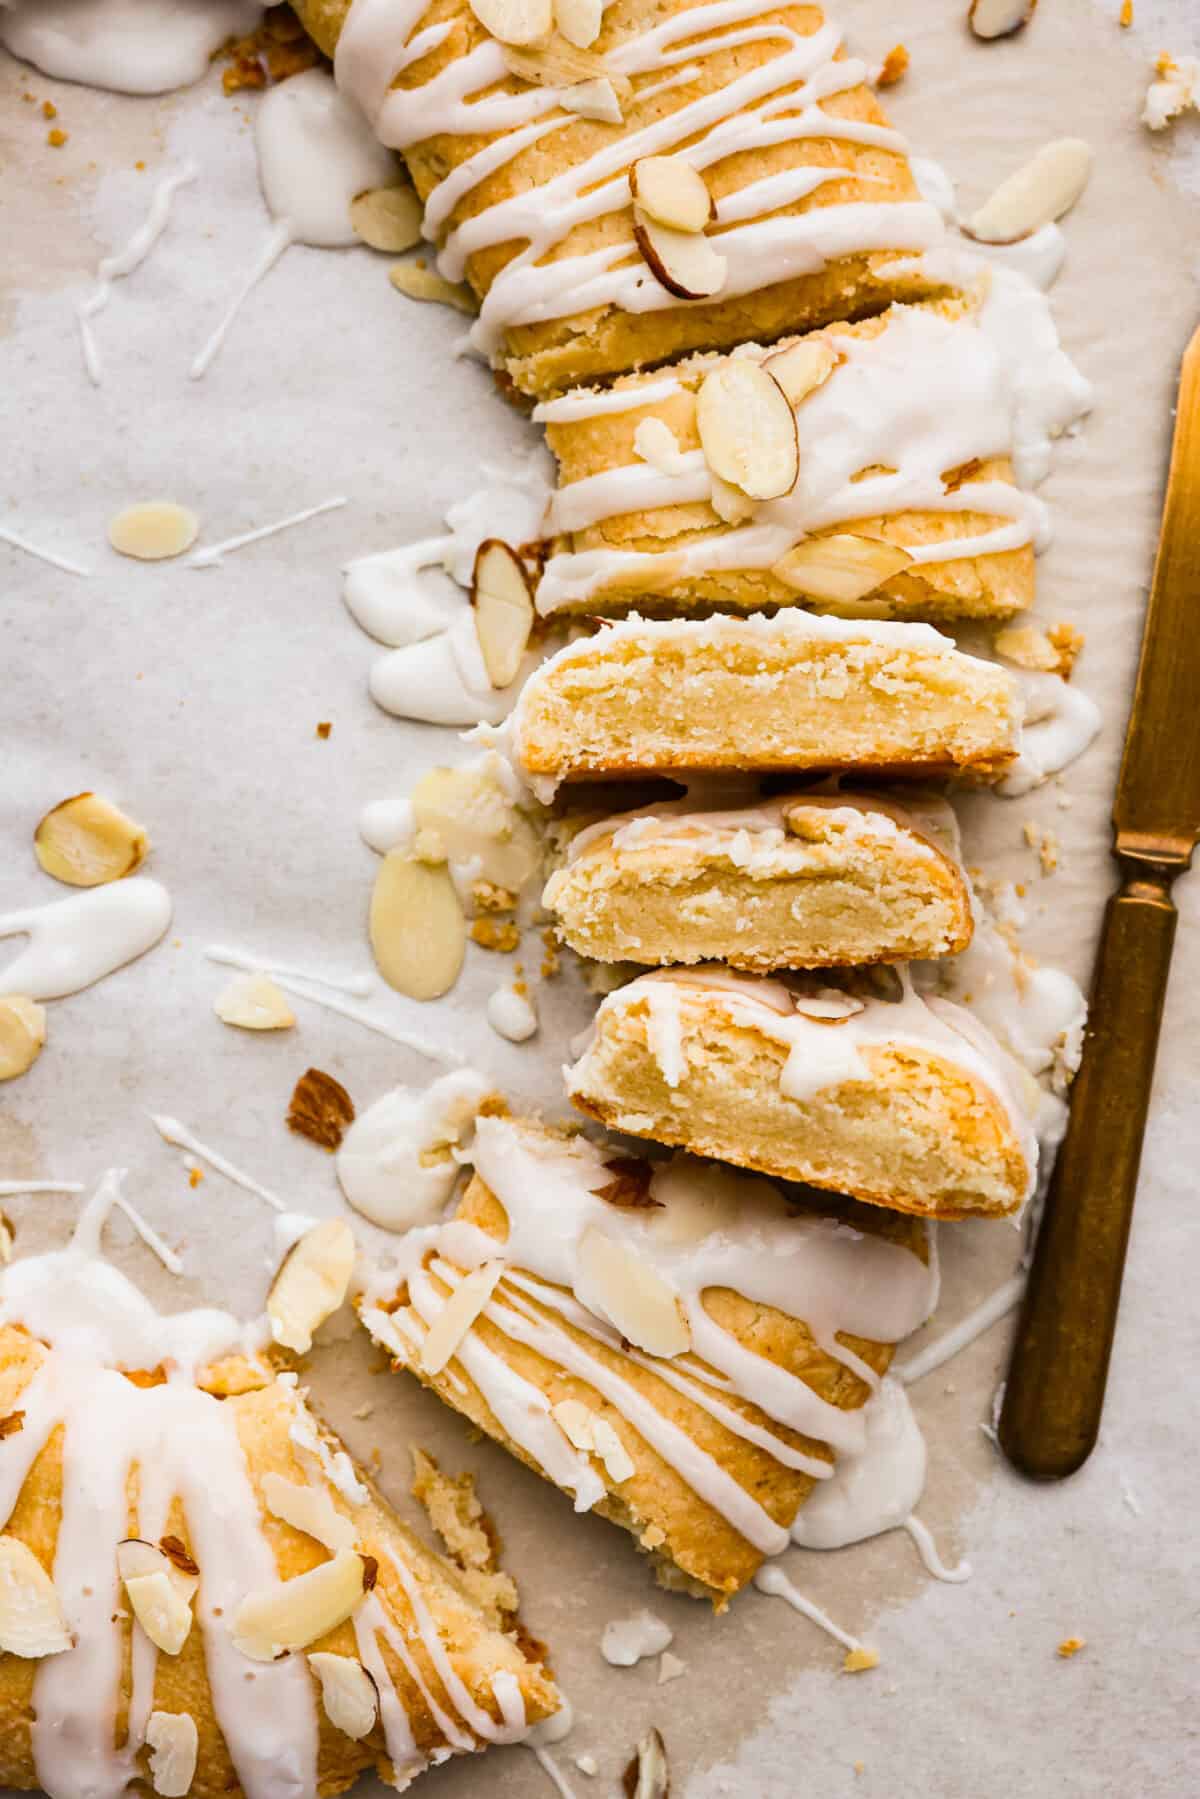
[290,0,952,395]
[566,966,1039,1217]
[544,788,974,970]
[357,1114,936,1603]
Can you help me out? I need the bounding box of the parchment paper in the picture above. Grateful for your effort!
[1,2,1197,1793]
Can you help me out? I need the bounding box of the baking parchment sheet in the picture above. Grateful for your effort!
[1,1,1198,1792]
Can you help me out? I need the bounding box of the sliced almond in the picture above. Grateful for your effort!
[576,1227,689,1358]
[232,1549,371,1662]
[267,1217,357,1354]
[0,996,46,1082]
[117,1538,200,1605]
[214,971,296,1032]
[410,763,540,894]
[0,1212,13,1265]
[468,0,553,48]
[993,623,1062,673]
[108,501,199,563]
[145,1710,199,1798]
[696,360,799,502]
[633,211,726,301]
[308,1652,380,1740]
[389,262,477,314]
[591,1416,635,1482]
[560,76,623,124]
[594,1155,658,1209]
[261,1474,357,1553]
[472,540,535,689]
[963,138,1091,244]
[771,533,913,606]
[791,991,866,1023]
[369,851,466,1001]
[968,0,1036,40]
[124,1572,194,1657]
[350,182,423,253]
[0,1412,24,1440]
[632,417,688,475]
[421,1261,505,1375]
[554,0,603,49]
[503,40,622,89]
[709,474,757,525]
[158,1536,199,1581]
[551,1397,597,1450]
[623,1727,670,1799]
[763,339,836,407]
[34,792,148,887]
[630,156,714,233]
[287,1068,356,1152]
[0,1536,73,1658]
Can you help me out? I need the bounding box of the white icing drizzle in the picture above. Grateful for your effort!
[530,1746,581,1799]
[903,1514,970,1584]
[752,1564,866,1653]
[0,523,90,578]
[190,69,395,377]
[0,0,263,94]
[186,498,347,569]
[334,3,943,359]
[207,943,375,1000]
[336,1069,496,1231]
[150,1114,287,1214]
[532,378,683,424]
[999,669,1101,796]
[0,879,171,1001]
[0,1181,84,1196]
[893,1273,1027,1386]
[77,162,198,385]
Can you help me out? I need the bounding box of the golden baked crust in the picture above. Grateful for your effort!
[291,1,952,395]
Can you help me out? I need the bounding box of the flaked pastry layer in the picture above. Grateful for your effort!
[358,1115,935,1603]
[293,0,951,395]
[511,612,1022,794]
[566,967,1038,1217]
[544,789,974,969]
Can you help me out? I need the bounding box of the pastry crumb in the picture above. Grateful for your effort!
[471,880,517,915]
[47,128,68,148]
[842,1647,879,1674]
[315,721,332,739]
[540,926,561,979]
[1047,621,1085,678]
[411,1448,519,1627]
[1143,52,1200,130]
[1120,0,1134,22]
[878,44,909,87]
[41,100,57,119]
[471,918,520,953]
[1057,1636,1086,1658]
[1022,823,1059,875]
[188,1168,203,1190]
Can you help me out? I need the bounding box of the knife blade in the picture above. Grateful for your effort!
[998,321,1200,1480]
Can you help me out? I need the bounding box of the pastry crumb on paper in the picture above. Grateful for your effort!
[1057,1636,1087,1658]
[1143,54,1200,131]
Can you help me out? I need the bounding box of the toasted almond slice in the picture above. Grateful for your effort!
[108,501,199,562]
[993,623,1062,673]
[468,0,552,47]
[267,1218,357,1354]
[503,40,622,88]
[591,1416,635,1482]
[630,156,714,233]
[696,360,799,502]
[388,262,477,314]
[410,764,541,894]
[145,1711,199,1798]
[551,1397,597,1450]
[708,474,757,525]
[214,971,296,1032]
[308,1652,380,1740]
[472,540,535,689]
[421,1261,506,1375]
[763,339,836,407]
[624,1727,670,1799]
[560,75,623,123]
[232,1550,371,1662]
[34,792,148,888]
[963,138,1091,244]
[968,0,1036,40]
[0,1536,72,1657]
[117,1538,200,1605]
[577,1227,689,1358]
[261,1473,358,1553]
[124,1571,193,1656]
[632,417,688,476]
[369,851,466,1001]
[791,991,866,1023]
[0,996,46,1082]
[555,0,603,49]
[159,1536,199,1581]
[350,182,423,252]
[287,1067,355,1152]
[633,211,726,300]
[771,533,913,606]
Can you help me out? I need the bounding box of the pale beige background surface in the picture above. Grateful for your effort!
[1,2,1197,1793]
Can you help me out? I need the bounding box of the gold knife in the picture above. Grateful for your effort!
[999,322,1200,1479]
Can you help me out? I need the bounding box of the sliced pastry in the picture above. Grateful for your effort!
[535,294,1039,621]
[0,1187,559,1799]
[566,967,1038,1217]
[510,613,1022,795]
[545,789,974,970]
[358,1114,937,1603]
[292,1,951,396]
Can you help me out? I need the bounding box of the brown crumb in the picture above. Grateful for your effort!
[315,721,332,740]
[159,1535,199,1577]
[1120,0,1133,24]
[470,918,520,953]
[878,43,909,87]
[595,1155,662,1210]
[287,1067,355,1151]
[471,880,517,915]
[222,56,267,93]
[540,926,561,980]
[47,128,68,148]
[361,1554,379,1591]
[843,1647,880,1674]
[943,457,983,493]
[135,160,146,171]
[188,1168,203,1190]
[41,100,57,119]
[1057,1636,1086,1658]
[1022,822,1059,876]
[21,91,35,103]
[1047,621,1085,679]
[0,1412,25,1440]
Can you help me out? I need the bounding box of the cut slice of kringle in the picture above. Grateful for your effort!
[566,968,1038,1219]
[543,790,974,970]
[288,0,954,397]
[356,1114,937,1603]
[509,613,1021,797]
[0,1320,561,1796]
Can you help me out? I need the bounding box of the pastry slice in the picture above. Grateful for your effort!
[535,295,1037,621]
[511,613,1021,796]
[292,1,951,396]
[358,1114,937,1604]
[545,789,974,970]
[567,967,1038,1217]
[0,1316,558,1796]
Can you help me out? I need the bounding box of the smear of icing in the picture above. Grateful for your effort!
[77,162,198,384]
[893,1273,1027,1386]
[0,0,263,95]
[0,879,171,1000]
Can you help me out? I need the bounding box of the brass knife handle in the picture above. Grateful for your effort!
[998,870,1178,1480]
